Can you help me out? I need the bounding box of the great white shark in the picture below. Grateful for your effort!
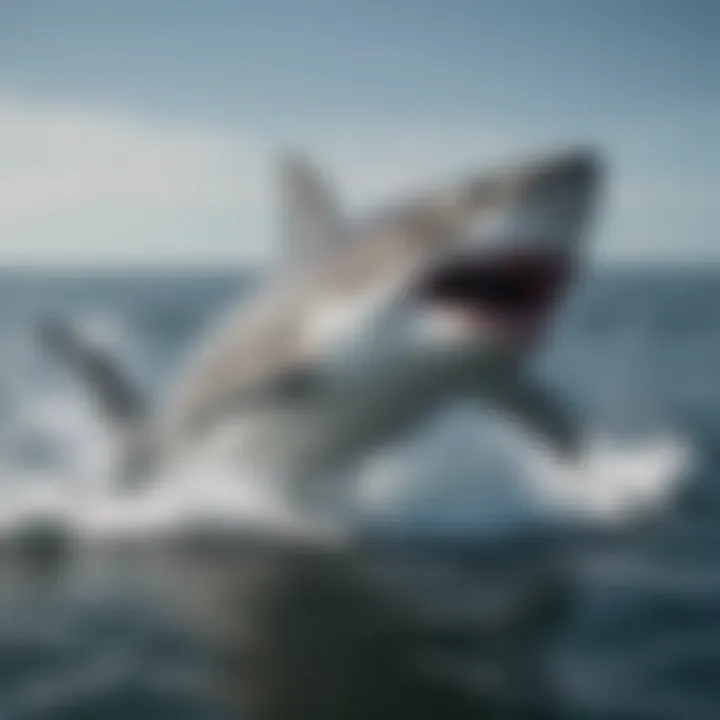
[39,148,602,501]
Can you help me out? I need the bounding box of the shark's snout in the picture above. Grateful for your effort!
[533,148,600,236]
[464,148,600,256]
[543,149,600,186]
[410,149,601,347]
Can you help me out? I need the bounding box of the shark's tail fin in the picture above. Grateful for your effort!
[37,316,156,488]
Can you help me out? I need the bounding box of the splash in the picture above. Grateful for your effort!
[0,413,693,548]
[0,313,695,546]
[355,408,694,537]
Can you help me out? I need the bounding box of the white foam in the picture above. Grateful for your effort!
[355,409,693,536]
[0,382,694,546]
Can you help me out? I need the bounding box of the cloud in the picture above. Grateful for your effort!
[0,98,275,263]
[0,99,268,213]
[0,95,716,265]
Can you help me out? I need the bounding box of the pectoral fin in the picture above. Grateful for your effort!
[37,316,145,424]
[478,373,582,457]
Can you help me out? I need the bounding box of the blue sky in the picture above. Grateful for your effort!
[0,0,717,265]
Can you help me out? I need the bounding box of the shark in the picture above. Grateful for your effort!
[38,147,602,501]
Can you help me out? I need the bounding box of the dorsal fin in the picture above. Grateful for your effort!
[277,150,344,266]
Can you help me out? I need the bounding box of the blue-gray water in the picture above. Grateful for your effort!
[0,268,719,719]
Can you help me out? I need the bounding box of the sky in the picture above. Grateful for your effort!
[0,0,717,266]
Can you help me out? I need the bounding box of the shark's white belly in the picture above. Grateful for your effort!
[227,354,461,485]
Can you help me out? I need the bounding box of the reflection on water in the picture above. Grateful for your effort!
[0,532,580,719]
[194,540,572,720]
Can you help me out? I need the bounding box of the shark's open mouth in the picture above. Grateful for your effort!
[415,249,571,342]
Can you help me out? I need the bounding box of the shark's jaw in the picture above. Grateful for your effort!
[413,247,571,348]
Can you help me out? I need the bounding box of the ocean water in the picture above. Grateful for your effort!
[0,267,718,718]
